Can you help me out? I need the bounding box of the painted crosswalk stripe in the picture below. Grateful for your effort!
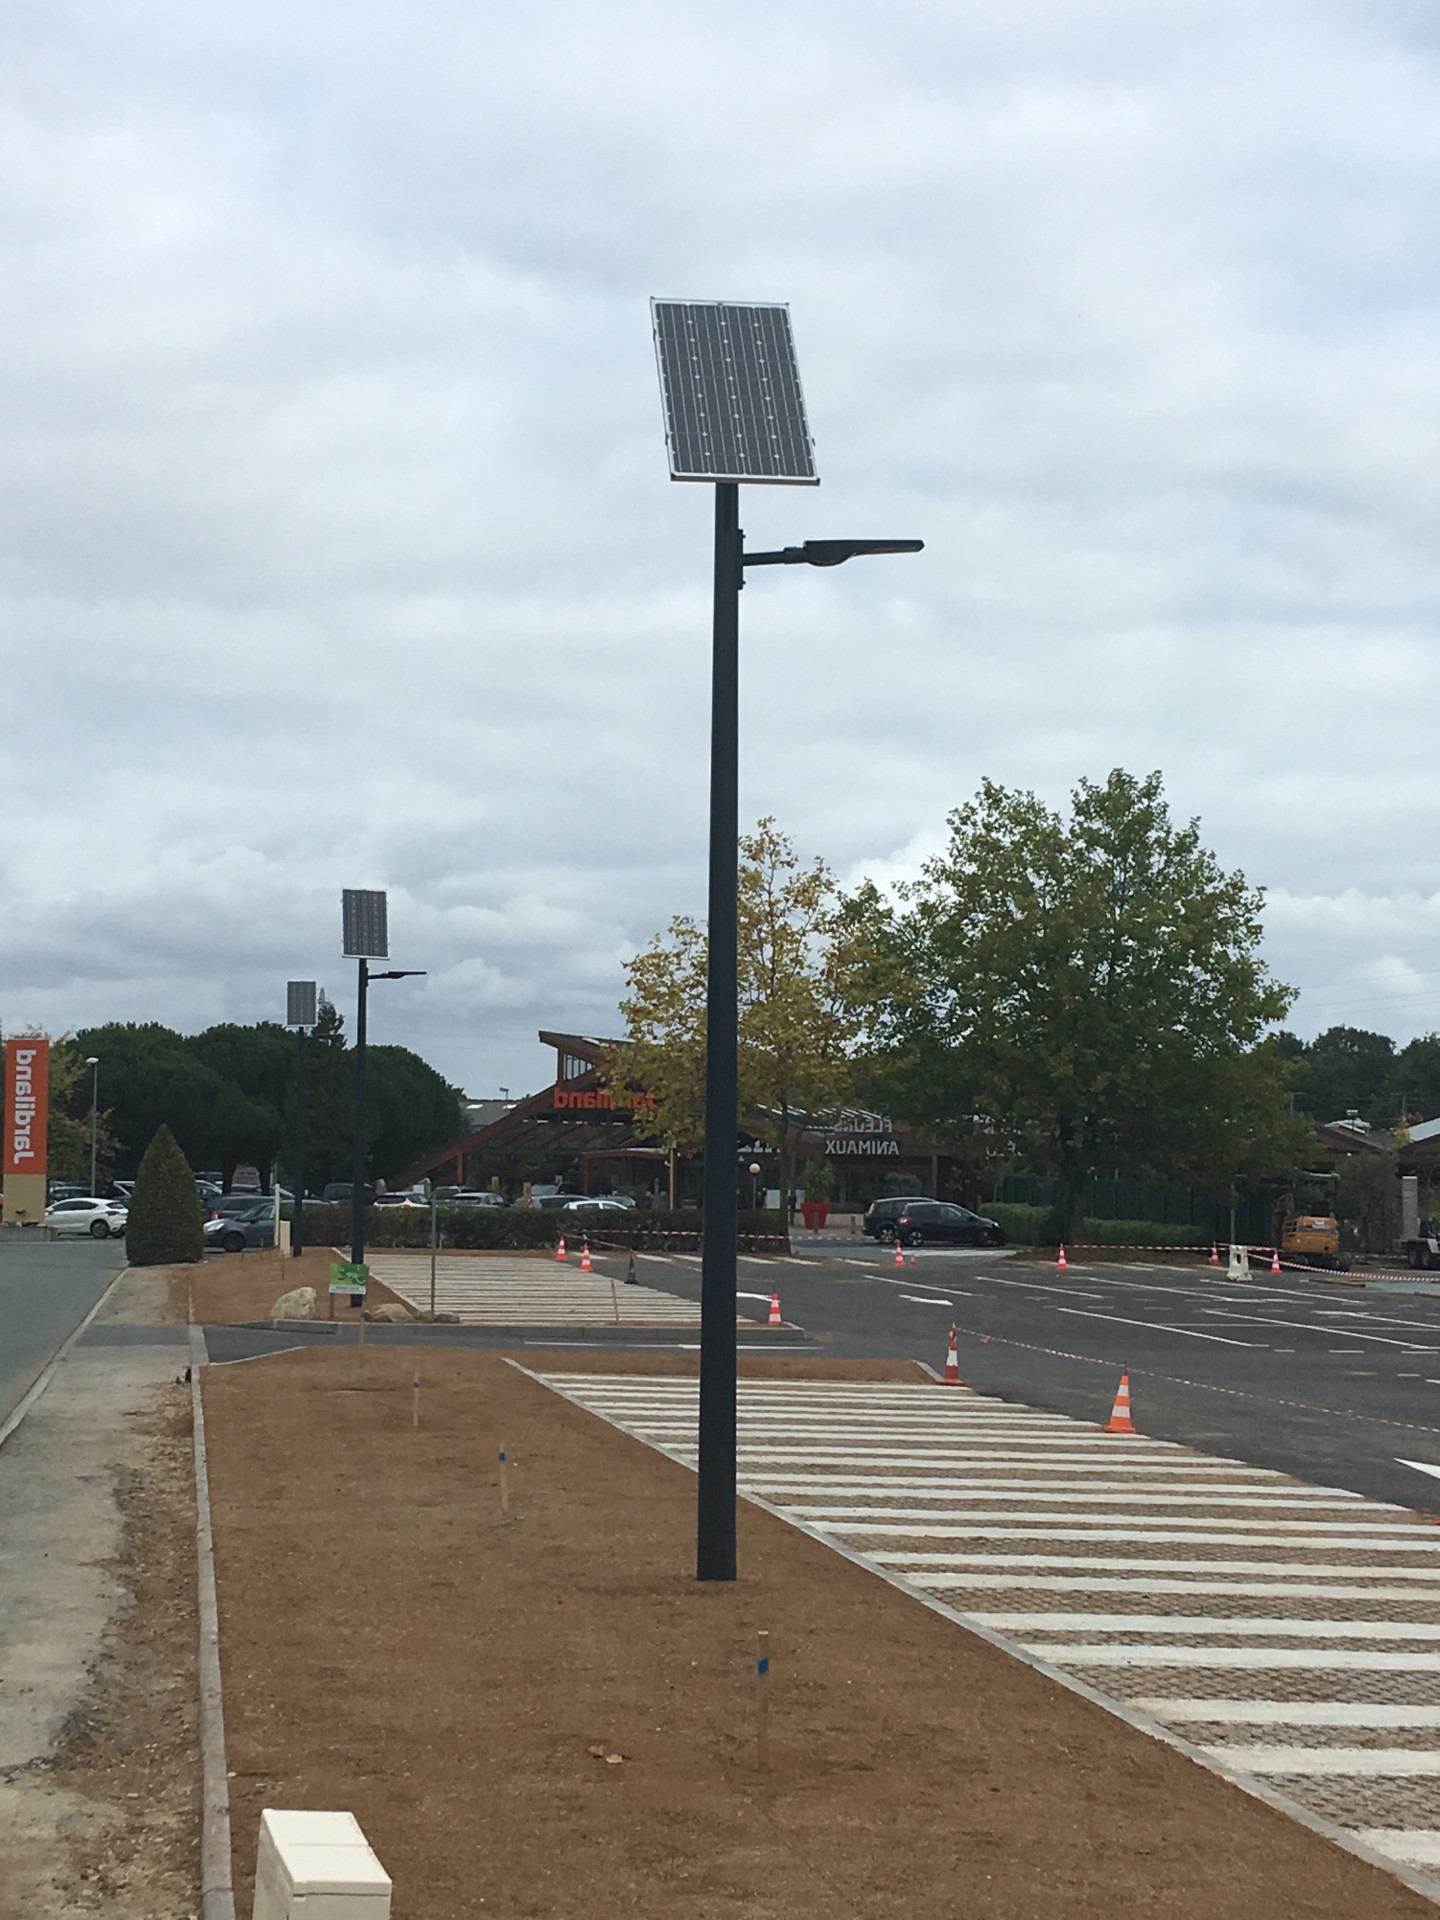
[1205,1749,1440,1777]
[1023,1647,1440,1670]
[1138,1703,1440,1727]
[533,1369,1440,1892]
[978,1615,1440,1639]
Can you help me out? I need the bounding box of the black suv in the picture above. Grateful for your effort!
[893,1200,1004,1248]
[862,1195,931,1240]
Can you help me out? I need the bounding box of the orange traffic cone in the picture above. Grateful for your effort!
[1103,1371,1136,1434]
[893,1238,905,1268]
[942,1325,962,1385]
[1209,1243,1219,1267]
[555,1234,566,1263]
[1269,1248,1281,1274]
[1057,1244,1068,1270]
[768,1290,782,1326]
[907,1243,918,1265]
[580,1239,592,1273]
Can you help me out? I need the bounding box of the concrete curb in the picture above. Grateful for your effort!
[189,1322,236,1920]
[0,1260,131,1453]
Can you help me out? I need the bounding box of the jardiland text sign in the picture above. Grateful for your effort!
[548,1085,656,1115]
[3,1037,48,1178]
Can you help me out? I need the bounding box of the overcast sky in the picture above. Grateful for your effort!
[6,0,1440,1096]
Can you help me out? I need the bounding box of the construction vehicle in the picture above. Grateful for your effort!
[1270,1171,1349,1271]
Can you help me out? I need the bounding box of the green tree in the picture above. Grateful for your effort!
[1336,1148,1400,1256]
[367,1045,465,1180]
[607,819,860,1220]
[46,1039,118,1186]
[846,770,1305,1243]
[298,999,354,1188]
[1290,1026,1396,1125]
[1389,1034,1440,1126]
[126,1124,203,1266]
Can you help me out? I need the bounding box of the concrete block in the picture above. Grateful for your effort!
[253,1808,392,1920]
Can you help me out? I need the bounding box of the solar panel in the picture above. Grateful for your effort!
[341,889,388,960]
[286,980,318,1028]
[651,300,818,485]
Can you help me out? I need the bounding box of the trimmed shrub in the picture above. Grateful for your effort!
[986,1202,1062,1246]
[1080,1218,1208,1248]
[126,1124,204,1266]
[291,1203,788,1254]
[985,1204,1206,1249]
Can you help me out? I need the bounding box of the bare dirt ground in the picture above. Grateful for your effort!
[0,1389,199,1920]
[202,1345,1437,1919]
[171,1247,408,1327]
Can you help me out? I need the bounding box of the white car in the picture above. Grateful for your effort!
[45,1196,128,1239]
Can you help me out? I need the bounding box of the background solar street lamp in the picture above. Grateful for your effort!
[286,981,318,1258]
[650,298,922,1582]
[341,889,426,1267]
[86,1056,99,1196]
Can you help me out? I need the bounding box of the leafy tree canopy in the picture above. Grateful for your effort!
[607,818,861,1203]
[844,769,1310,1238]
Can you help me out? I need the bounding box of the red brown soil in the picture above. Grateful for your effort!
[202,1347,1436,1920]
[171,1247,408,1326]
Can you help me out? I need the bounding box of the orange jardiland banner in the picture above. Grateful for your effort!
[4,1036,49,1185]
[3,1044,50,1221]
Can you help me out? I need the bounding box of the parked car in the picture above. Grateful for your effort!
[203,1202,276,1254]
[892,1200,1004,1249]
[861,1195,932,1241]
[448,1191,507,1209]
[562,1197,634,1213]
[373,1192,423,1208]
[207,1192,284,1221]
[322,1182,375,1205]
[48,1180,90,1204]
[45,1197,128,1239]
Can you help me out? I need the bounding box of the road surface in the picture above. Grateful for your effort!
[0,1231,125,1429]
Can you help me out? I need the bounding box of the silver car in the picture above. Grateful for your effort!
[203,1201,276,1254]
[45,1197,128,1240]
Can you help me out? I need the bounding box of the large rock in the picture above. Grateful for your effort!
[363,1301,414,1323]
[271,1286,316,1320]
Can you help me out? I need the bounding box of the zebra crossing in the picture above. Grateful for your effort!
[370,1253,717,1325]
[534,1369,1440,1891]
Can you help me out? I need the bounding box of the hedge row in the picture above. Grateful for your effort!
[292,1204,788,1254]
[984,1202,1205,1249]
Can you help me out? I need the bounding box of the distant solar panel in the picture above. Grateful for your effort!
[651,300,818,485]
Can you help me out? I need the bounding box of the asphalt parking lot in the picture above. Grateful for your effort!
[626,1247,1440,1514]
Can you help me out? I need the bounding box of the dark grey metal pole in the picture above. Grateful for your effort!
[292,1027,306,1260]
[697,480,741,1582]
[350,957,368,1266]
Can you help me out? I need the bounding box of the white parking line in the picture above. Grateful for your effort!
[1056,1307,1265,1347]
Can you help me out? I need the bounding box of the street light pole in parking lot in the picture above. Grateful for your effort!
[85,1056,99,1195]
[342,889,425,1271]
[286,983,318,1260]
[649,298,922,1583]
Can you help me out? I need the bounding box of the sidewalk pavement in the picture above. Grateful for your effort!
[0,1267,192,1919]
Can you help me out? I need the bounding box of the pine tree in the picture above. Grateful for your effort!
[126,1123,204,1266]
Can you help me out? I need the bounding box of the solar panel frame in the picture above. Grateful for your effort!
[651,299,819,485]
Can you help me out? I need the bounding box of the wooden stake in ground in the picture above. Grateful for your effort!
[609,1271,621,1323]
[499,1445,510,1515]
[756,1631,770,1772]
[412,1375,420,1429]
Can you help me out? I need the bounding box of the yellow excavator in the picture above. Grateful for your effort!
[1269,1171,1348,1271]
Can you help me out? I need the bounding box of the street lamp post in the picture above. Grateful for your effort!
[86,1056,99,1195]
[342,886,425,1272]
[286,983,318,1259]
[650,299,922,1582]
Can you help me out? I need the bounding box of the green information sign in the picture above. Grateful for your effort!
[328,1261,369,1296]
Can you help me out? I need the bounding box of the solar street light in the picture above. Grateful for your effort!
[341,889,427,1267]
[286,982,318,1257]
[651,298,922,1583]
